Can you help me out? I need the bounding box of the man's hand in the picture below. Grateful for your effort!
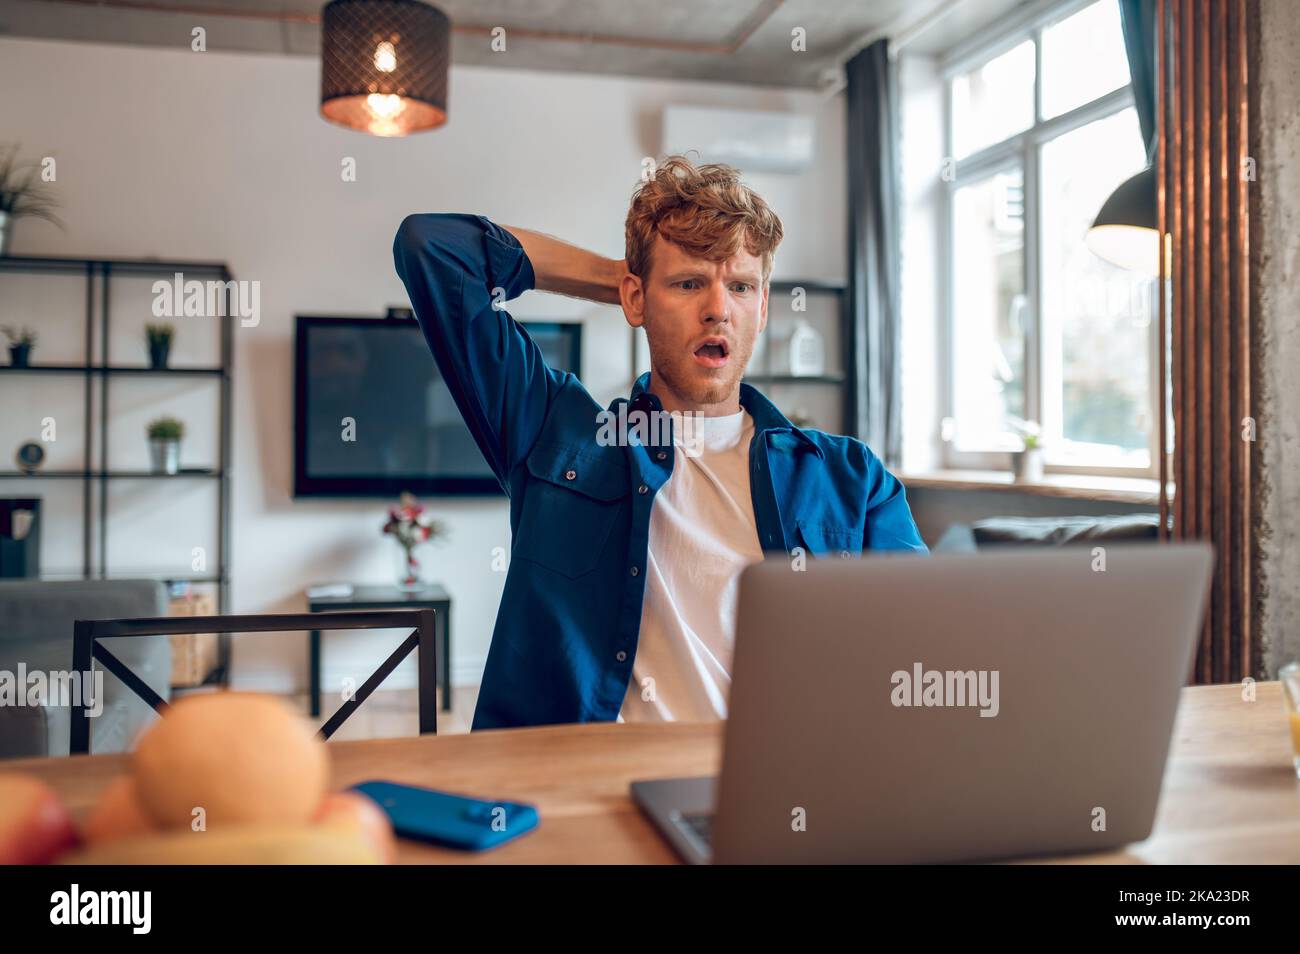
[501,225,625,307]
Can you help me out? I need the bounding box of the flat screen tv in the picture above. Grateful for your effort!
[293,313,582,497]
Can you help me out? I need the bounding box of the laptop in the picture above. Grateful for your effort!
[631,543,1213,864]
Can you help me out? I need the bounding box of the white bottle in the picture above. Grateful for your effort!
[788,320,825,377]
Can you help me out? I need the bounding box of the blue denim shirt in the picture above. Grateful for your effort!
[393,213,927,730]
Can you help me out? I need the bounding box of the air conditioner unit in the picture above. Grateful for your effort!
[661,105,815,174]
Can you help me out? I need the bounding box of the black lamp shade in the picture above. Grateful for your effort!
[1086,164,1163,274]
[1091,165,1156,231]
[320,0,450,137]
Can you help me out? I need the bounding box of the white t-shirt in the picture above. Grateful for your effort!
[618,409,765,723]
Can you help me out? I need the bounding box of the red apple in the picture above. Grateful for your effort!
[0,774,80,865]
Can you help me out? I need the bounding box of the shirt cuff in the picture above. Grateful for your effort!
[481,216,537,302]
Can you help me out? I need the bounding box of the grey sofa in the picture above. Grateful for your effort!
[0,579,172,759]
[935,513,1161,551]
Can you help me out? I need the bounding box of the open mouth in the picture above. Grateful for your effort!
[692,338,730,369]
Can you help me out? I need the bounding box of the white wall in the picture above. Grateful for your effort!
[0,36,845,693]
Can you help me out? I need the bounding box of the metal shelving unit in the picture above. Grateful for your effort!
[747,280,853,436]
[0,253,234,682]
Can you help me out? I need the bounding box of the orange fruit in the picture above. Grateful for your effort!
[131,692,328,830]
[82,776,156,844]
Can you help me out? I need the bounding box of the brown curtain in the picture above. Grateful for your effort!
[1158,0,1260,682]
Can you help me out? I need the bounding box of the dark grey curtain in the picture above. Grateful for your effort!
[1119,0,1158,161]
[846,38,902,466]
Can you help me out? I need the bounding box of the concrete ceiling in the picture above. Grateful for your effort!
[0,0,1033,88]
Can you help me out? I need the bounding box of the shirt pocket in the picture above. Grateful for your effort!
[513,442,629,579]
[795,520,860,560]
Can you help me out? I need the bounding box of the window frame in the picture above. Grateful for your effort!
[937,0,1154,478]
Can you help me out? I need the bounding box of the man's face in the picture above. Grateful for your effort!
[620,235,769,415]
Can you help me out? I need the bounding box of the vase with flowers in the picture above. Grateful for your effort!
[382,492,448,591]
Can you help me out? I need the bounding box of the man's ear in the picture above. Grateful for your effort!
[621,271,646,329]
[758,282,770,335]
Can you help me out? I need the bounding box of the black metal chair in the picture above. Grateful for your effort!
[70,609,437,754]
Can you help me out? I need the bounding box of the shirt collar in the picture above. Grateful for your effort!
[628,371,824,459]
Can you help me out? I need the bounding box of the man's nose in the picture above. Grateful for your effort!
[701,280,730,323]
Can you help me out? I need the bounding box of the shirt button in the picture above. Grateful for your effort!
[638,484,648,494]
[656,451,667,461]
[564,469,577,481]
[616,650,627,662]
[630,565,639,577]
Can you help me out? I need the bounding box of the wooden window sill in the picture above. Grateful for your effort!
[899,469,1167,506]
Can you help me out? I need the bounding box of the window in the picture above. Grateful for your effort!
[951,169,1026,450]
[1040,0,1133,118]
[941,0,1151,475]
[951,41,1035,159]
[1040,108,1149,468]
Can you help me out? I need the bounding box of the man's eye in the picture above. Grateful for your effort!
[732,283,752,294]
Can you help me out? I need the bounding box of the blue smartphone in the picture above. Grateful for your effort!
[349,780,539,852]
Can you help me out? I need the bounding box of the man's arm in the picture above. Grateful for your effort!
[394,213,570,485]
[498,225,625,306]
[860,448,929,553]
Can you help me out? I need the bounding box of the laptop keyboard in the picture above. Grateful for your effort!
[676,811,715,847]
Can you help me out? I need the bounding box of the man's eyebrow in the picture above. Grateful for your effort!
[664,269,762,284]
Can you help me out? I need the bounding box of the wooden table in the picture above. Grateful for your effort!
[7,683,1299,863]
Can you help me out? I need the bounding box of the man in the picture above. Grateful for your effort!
[394,155,926,731]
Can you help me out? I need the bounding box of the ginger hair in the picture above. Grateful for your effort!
[624,154,784,286]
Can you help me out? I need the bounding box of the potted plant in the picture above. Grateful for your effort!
[0,144,63,256]
[146,416,185,474]
[146,322,175,370]
[382,492,448,591]
[1008,418,1043,483]
[2,325,37,367]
